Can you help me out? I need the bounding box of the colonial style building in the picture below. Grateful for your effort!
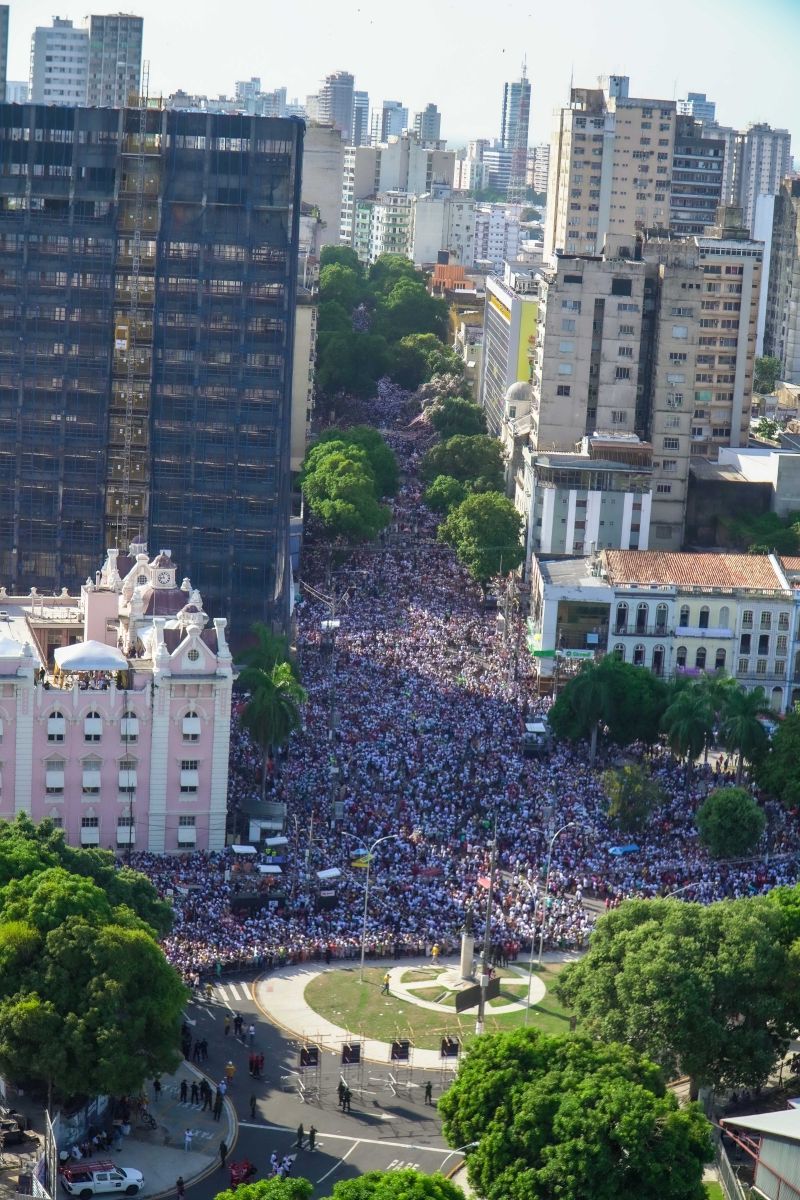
[0,542,232,852]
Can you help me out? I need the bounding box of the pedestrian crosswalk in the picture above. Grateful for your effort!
[205,980,251,1006]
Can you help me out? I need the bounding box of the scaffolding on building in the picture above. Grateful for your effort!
[107,61,160,550]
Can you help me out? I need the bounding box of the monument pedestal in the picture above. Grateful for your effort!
[460,932,475,980]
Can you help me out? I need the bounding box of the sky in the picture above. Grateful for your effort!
[7,0,800,149]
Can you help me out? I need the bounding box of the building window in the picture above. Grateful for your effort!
[615,602,628,634]
[615,366,631,380]
[45,760,65,795]
[698,606,710,630]
[180,760,199,794]
[655,604,668,631]
[695,647,707,670]
[652,645,665,675]
[47,711,66,742]
[84,710,102,742]
[636,603,648,634]
[633,644,646,666]
[758,634,770,657]
[121,709,138,743]
[82,760,102,795]
[738,658,750,674]
[556,385,571,396]
[119,758,137,793]
[678,605,690,627]
[719,606,730,628]
[613,644,625,662]
[756,659,768,676]
[742,610,753,629]
[676,646,687,668]
[777,634,788,657]
[779,612,790,631]
[182,711,201,742]
[775,660,786,677]
[740,633,751,655]
[715,649,726,671]
[760,612,772,630]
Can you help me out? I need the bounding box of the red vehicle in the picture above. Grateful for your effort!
[228,1161,257,1191]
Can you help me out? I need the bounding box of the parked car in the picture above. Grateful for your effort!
[61,1161,144,1198]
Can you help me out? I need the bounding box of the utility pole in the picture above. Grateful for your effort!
[475,806,498,1036]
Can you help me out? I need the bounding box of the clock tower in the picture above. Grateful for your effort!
[150,550,176,589]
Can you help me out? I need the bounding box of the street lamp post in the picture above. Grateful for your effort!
[475,807,499,1036]
[342,832,404,982]
[537,822,577,967]
[517,876,538,1026]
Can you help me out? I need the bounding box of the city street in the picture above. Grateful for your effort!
[184,977,453,1199]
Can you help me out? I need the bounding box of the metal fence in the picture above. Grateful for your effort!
[717,1137,749,1200]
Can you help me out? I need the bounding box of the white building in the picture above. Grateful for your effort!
[352,190,474,267]
[6,80,29,103]
[29,17,89,106]
[734,122,793,234]
[473,204,522,270]
[302,123,346,249]
[677,91,716,123]
[339,134,455,246]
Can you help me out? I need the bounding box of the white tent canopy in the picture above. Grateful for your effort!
[230,844,258,856]
[258,864,282,875]
[54,640,128,672]
[263,836,289,847]
[316,867,342,880]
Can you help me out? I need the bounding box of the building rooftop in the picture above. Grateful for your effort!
[538,557,611,589]
[603,550,787,592]
[689,456,751,483]
[723,1109,800,1142]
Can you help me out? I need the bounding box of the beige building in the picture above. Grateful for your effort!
[545,77,677,259]
[339,133,455,246]
[516,210,762,561]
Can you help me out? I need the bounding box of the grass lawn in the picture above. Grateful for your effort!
[705,1182,723,1200]
[304,961,572,1050]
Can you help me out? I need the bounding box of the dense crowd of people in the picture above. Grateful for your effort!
[131,379,800,979]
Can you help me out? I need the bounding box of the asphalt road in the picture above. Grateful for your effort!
[184,975,457,1199]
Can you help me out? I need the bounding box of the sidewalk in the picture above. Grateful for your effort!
[121,1062,237,1199]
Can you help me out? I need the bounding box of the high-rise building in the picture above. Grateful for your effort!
[371,99,408,144]
[501,63,531,200]
[756,179,800,383]
[87,13,143,108]
[670,116,725,236]
[545,81,677,258]
[352,190,474,267]
[0,6,8,101]
[733,122,792,234]
[5,81,29,103]
[513,213,762,558]
[29,17,89,105]
[318,70,354,142]
[482,144,513,194]
[413,103,441,145]
[473,204,522,271]
[529,143,550,195]
[479,265,540,436]
[0,102,303,639]
[352,90,370,146]
[235,77,261,107]
[677,92,716,123]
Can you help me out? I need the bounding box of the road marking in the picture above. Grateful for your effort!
[226,983,243,1002]
[237,1123,451,1154]
[315,1140,359,1185]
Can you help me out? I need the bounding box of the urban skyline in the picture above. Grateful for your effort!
[6,0,800,149]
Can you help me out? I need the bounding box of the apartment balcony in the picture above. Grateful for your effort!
[674,625,734,639]
[612,624,671,638]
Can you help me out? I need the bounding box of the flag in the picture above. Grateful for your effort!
[477,874,491,889]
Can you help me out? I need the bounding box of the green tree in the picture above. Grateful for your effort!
[368,254,421,296]
[549,657,668,761]
[756,417,781,441]
[423,475,467,514]
[438,493,523,590]
[214,1180,313,1200]
[239,622,296,678]
[555,896,799,1098]
[603,764,663,833]
[718,685,770,782]
[758,708,800,807]
[239,661,307,796]
[438,1028,711,1200]
[430,397,487,439]
[375,279,448,343]
[661,685,714,780]
[421,435,504,492]
[392,333,465,389]
[314,426,399,497]
[754,355,783,394]
[317,301,353,337]
[315,333,391,398]
[328,1171,466,1200]
[301,442,391,541]
[320,245,363,273]
[696,787,766,858]
[319,264,365,311]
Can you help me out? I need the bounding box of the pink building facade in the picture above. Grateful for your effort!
[0,542,232,852]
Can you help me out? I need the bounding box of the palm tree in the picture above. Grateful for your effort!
[662,686,714,784]
[239,661,307,798]
[572,662,616,762]
[719,685,770,784]
[240,621,298,678]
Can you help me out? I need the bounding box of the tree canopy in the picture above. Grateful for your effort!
[328,1172,466,1200]
[0,826,186,1104]
[754,354,783,394]
[696,787,766,858]
[430,397,487,439]
[555,894,800,1097]
[319,263,365,312]
[602,763,663,833]
[549,656,669,759]
[758,707,800,807]
[320,245,362,273]
[438,1028,711,1200]
[374,278,449,343]
[213,1181,313,1200]
[438,492,523,587]
[390,335,465,391]
[300,442,391,541]
[314,426,399,497]
[421,435,504,492]
[423,475,467,514]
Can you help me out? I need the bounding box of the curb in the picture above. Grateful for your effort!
[146,1061,238,1199]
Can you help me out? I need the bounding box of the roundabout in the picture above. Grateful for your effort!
[256,955,573,1065]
